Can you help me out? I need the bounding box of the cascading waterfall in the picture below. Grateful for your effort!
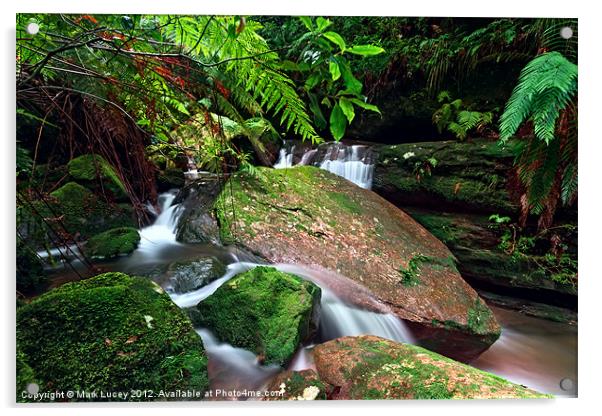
[137,191,182,255]
[319,144,374,189]
[273,141,375,189]
[273,146,295,168]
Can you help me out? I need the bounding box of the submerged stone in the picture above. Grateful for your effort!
[311,335,550,400]
[193,266,321,366]
[16,272,208,401]
[206,166,500,360]
[84,227,141,259]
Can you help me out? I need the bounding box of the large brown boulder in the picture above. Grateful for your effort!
[205,166,500,360]
[311,336,549,400]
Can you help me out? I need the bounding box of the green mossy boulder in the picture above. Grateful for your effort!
[48,182,135,239]
[205,166,500,360]
[16,272,208,402]
[84,227,141,259]
[193,266,321,366]
[312,335,550,400]
[68,154,127,200]
[16,350,38,403]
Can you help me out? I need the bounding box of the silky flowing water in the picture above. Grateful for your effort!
[42,190,577,398]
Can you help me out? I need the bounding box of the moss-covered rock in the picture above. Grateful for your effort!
[264,369,333,401]
[16,272,208,401]
[16,350,38,403]
[193,266,321,366]
[312,335,550,400]
[373,139,517,214]
[68,154,127,200]
[46,182,135,239]
[84,227,140,259]
[204,166,500,360]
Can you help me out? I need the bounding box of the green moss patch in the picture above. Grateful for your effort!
[16,272,208,401]
[194,266,321,366]
[44,182,135,239]
[85,227,141,259]
[68,154,127,198]
[313,335,550,400]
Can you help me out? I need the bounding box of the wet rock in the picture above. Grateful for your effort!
[174,176,222,244]
[209,166,500,360]
[166,257,226,294]
[312,335,550,400]
[193,266,321,366]
[16,272,209,401]
[157,168,185,192]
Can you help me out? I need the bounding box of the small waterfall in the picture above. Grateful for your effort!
[273,141,375,189]
[319,144,374,189]
[273,146,294,168]
[137,191,182,255]
[318,289,412,343]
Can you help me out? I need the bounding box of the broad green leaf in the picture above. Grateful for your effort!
[299,16,314,31]
[329,58,341,81]
[350,98,381,114]
[346,44,385,56]
[339,61,362,95]
[339,97,355,123]
[316,17,332,32]
[329,103,347,140]
[323,31,346,51]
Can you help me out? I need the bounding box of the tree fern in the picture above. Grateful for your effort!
[499,51,577,229]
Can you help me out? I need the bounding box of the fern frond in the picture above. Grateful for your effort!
[499,52,577,143]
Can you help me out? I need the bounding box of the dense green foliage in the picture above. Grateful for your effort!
[193,266,321,366]
[17,272,208,401]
